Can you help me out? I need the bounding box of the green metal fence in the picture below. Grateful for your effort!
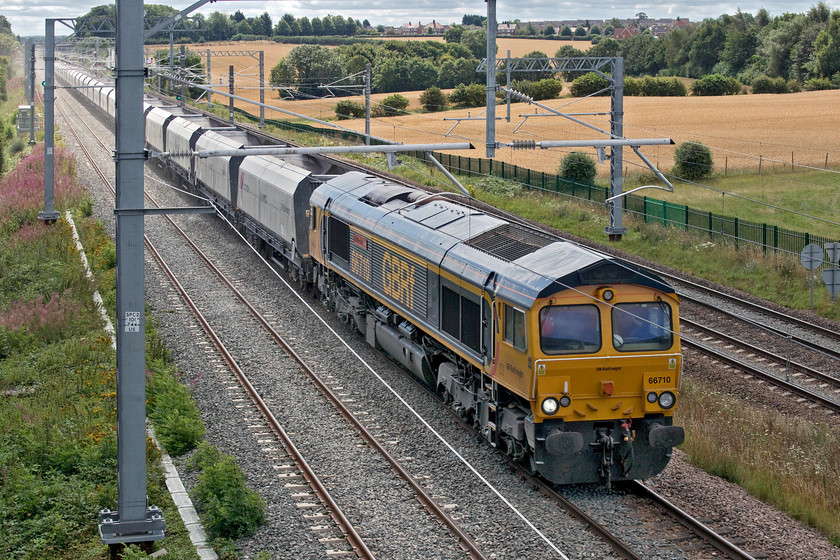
[237,109,834,263]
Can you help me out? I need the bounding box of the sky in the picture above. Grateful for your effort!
[4,0,835,38]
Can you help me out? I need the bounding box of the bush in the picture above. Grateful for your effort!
[637,76,687,97]
[448,83,486,107]
[190,444,266,540]
[673,141,713,180]
[471,176,523,198]
[509,78,563,101]
[570,72,610,97]
[559,152,597,184]
[419,86,448,112]
[787,80,802,93]
[751,75,788,94]
[690,74,741,96]
[334,99,365,120]
[803,77,834,91]
[377,93,409,117]
[146,366,205,456]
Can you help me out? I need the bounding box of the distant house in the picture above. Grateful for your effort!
[398,20,448,35]
[498,22,517,35]
[399,21,422,35]
[650,24,670,38]
[612,27,640,40]
[424,20,447,34]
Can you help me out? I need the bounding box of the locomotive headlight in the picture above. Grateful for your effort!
[658,391,676,409]
[597,288,615,302]
[646,392,658,403]
[541,397,559,415]
[559,395,571,408]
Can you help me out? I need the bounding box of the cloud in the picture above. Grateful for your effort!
[6,0,834,38]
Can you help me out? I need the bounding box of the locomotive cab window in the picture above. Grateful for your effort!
[539,304,601,355]
[611,302,673,352]
[310,206,317,230]
[503,304,527,351]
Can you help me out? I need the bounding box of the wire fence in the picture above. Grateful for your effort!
[234,107,837,264]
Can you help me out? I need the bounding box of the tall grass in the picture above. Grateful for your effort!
[677,379,840,545]
[0,145,84,236]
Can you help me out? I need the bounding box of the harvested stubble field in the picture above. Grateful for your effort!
[179,40,840,180]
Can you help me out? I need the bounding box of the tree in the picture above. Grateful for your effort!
[672,142,713,180]
[460,28,488,58]
[258,13,272,37]
[574,26,587,37]
[542,25,555,36]
[560,25,572,37]
[559,153,597,184]
[590,25,601,36]
[690,73,741,95]
[335,100,365,119]
[233,10,245,23]
[445,25,464,43]
[311,17,323,35]
[206,11,234,42]
[420,86,448,111]
[274,20,291,36]
[269,45,346,96]
[322,17,334,35]
[379,93,409,116]
[449,83,486,107]
[298,17,312,36]
[570,72,610,96]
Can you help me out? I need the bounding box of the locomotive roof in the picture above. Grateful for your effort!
[314,172,674,308]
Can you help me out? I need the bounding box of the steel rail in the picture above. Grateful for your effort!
[654,270,840,360]
[57,97,377,560]
[681,335,840,413]
[681,317,840,389]
[628,481,757,560]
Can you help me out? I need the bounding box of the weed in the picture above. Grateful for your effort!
[191,450,266,540]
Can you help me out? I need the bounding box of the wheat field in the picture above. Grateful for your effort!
[176,40,840,177]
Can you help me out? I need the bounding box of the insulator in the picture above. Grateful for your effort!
[506,88,534,104]
[511,140,536,151]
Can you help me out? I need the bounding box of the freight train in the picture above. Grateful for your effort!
[57,64,685,485]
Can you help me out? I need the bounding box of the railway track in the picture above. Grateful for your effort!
[680,318,840,413]
[57,79,840,559]
[58,96,490,559]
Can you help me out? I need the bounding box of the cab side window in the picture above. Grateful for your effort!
[503,304,526,351]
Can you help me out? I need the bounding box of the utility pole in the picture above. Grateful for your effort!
[179,45,186,107]
[229,65,235,122]
[205,48,211,106]
[259,51,265,127]
[485,0,497,158]
[96,0,166,553]
[38,20,59,224]
[364,63,371,146]
[605,58,627,240]
[27,39,36,146]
